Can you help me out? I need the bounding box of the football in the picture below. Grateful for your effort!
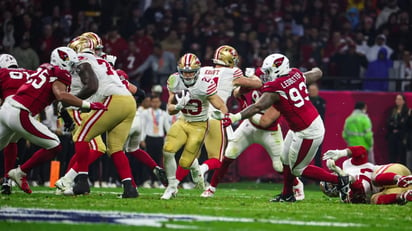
[172,89,190,104]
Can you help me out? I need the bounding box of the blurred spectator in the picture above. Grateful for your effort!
[130,24,154,62]
[140,95,170,187]
[329,42,368,89]
[343,101,374,163]
[366,34,394,62]
[161,30,182,59]
[2,20,15,52]
[117,39,145,86]
[392,50,412,91]
[11,38,40,70]
[375,0,400,30]
[129,43,176,87]
[308,83,326,167]
[102,26,128,59]
[151,84,167,110]
[36,24,60,63]
[387,94,409,165]
[363,47,393,91]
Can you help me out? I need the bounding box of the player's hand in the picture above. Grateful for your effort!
[90,102,108,111]
[175,90,190,110]
[211,110,225,120]
[322,149,347,161]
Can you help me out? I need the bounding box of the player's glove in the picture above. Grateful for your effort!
[175,90,191,111]
[322,149,348,161]
[81,101,108,111]
[59,108,75,132]
[211,111,242,124]
[221,114,232,128]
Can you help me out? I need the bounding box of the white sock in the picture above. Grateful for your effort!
[163,151,177,185]
[200,164,209,175]
[190,159,199,170]
[65,168,78,181]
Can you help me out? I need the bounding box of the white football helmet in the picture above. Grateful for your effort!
[50,47,79,73]
[261,53,290,82]
[0,54,18,68]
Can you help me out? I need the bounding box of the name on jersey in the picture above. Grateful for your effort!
[204,69,220,75]
[280,72,301,88]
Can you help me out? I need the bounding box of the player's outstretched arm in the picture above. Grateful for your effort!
[304,67,323,85]
[208,94,228,114]
[240,92,278,119]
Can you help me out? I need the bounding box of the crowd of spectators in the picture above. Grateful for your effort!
[1,0,412,93]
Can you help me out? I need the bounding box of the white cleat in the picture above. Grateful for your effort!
[293,178,305,201]
[8,167,32,194]
[161,186,178,200]
[55,177,74,196]
[201,186,216,198]
[190,166,205,190]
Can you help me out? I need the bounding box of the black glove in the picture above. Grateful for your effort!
[59,108,75,132]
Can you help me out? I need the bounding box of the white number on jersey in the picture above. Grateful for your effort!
[288,82,309,108]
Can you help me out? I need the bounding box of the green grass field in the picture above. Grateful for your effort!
[0,182,411,231]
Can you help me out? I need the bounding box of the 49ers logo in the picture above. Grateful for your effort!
[57,50,69,61]
[272,57,284,67]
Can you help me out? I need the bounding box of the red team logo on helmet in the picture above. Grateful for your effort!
[273,57,285,68]
[58,50,69,61]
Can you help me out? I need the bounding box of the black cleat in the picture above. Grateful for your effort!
[153,166,168,186]
[1,177,12,195]
[337,175,350,202]
[270,194,296,203]
[121,180,139,198]
[73,174,90,195]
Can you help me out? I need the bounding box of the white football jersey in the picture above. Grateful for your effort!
[78,53,130,102]
[342,159,381,196]
[198,66,243,113]
[167,73,217,122]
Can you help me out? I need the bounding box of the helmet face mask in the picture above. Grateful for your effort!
[177,53,201,86]
[261,53,290,82]
[0,54,18,68]
[50,47,79,73]
[213,45,239,68]
[319,181,339,197]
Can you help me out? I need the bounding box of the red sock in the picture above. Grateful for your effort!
[3,143,18,177]
[209,156,234,187]
[282,165,295,196]
[375,194,398,204]
[111,151,133,181]
[202,158,221,171]
[128,149,158,169]
[176,166,190,182]
[20,145,61,173]
[374,172,397,186]
[293,177,299,186]
[66,152,78,172]
[302,165,338,184]
[74,141,90,173]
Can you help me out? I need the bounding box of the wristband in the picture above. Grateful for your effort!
[250,114,262,124]
[81,101,91,109]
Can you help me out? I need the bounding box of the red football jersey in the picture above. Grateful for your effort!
[261,68,319,131]
[0,68,34,100]
[239,88,280,131]
[12,64,71,116]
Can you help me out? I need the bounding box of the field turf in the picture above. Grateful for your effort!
[0,182,410,231]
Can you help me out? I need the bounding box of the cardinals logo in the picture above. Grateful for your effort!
[272,57,284,68]
[57,50,69,61]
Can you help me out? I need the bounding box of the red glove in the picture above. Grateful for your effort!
[222,113,232,128]
[90,102,108,111]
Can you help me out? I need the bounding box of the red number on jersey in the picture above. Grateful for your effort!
[96,59,114,75]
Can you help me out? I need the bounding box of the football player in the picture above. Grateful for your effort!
[323,146,412,204]
[3,47,107,194]
[201,67,304,200]
[161,53,228,199]
[212,53,350,202]
[174,45,263,190]
[0,54,35,194]
[60,35,139,198]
